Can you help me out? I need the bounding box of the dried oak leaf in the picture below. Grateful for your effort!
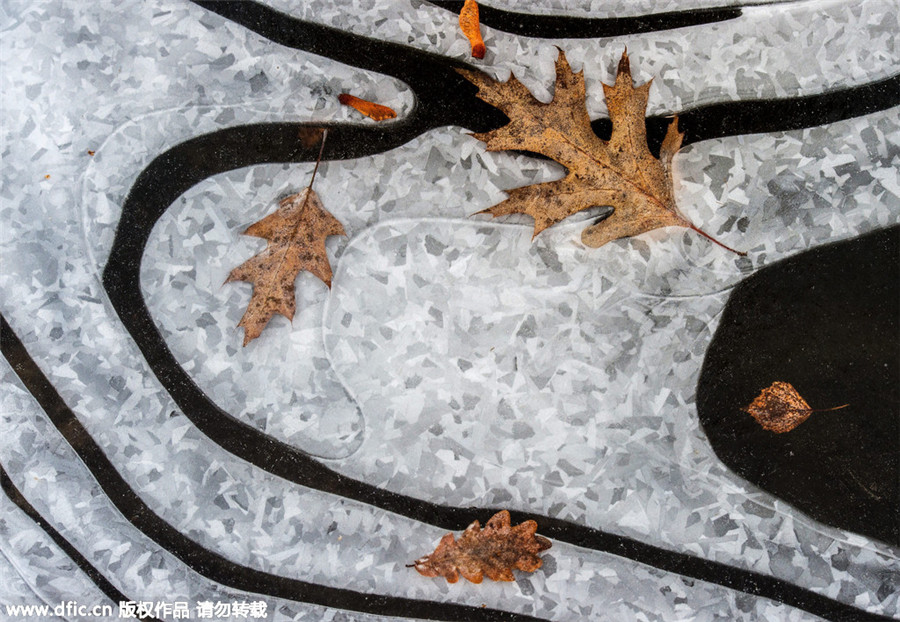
[459,0,486,59]
[226,187,345,346]
[744,381,848,433]
[411,510,551,583]
[458,49,741,254]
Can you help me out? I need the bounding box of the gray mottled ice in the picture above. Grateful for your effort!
[1,0,898,620]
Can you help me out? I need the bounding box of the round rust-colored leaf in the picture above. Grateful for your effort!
[743,381,848,433]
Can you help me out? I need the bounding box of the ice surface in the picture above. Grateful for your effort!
[1,0,898,620]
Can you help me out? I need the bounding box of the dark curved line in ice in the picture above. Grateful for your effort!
[191,0,900,157]
[0,463,163,622]
[425,1,742,38]
[0,316,543,622]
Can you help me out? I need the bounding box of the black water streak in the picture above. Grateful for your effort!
[0,316,542,622]
[618,71,900,157]
[0,464,163,621]
[426,1,742,38]
[674,73,900,147]
[75,1,899,621]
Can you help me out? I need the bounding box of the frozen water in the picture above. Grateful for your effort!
[1,0,898,620]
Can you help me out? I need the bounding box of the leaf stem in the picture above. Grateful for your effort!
[809,403,850,413]
[308,128,328,189]
[687,223,746,256]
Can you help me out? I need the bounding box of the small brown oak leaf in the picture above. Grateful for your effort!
[457,49,742,254]
[410,510,552,584]
[226,130,344,346]
[744,381,848,433]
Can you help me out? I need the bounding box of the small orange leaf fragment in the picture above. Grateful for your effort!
[459,0,486,59]
[743,381,848,433]
[410,510,551,584]
[338,93,396,121]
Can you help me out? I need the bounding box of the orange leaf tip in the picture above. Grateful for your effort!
[459,0,486,59]
[338,93,396,121]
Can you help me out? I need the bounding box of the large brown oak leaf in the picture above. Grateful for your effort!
[458,49,741,254]
[411,510,552,584]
